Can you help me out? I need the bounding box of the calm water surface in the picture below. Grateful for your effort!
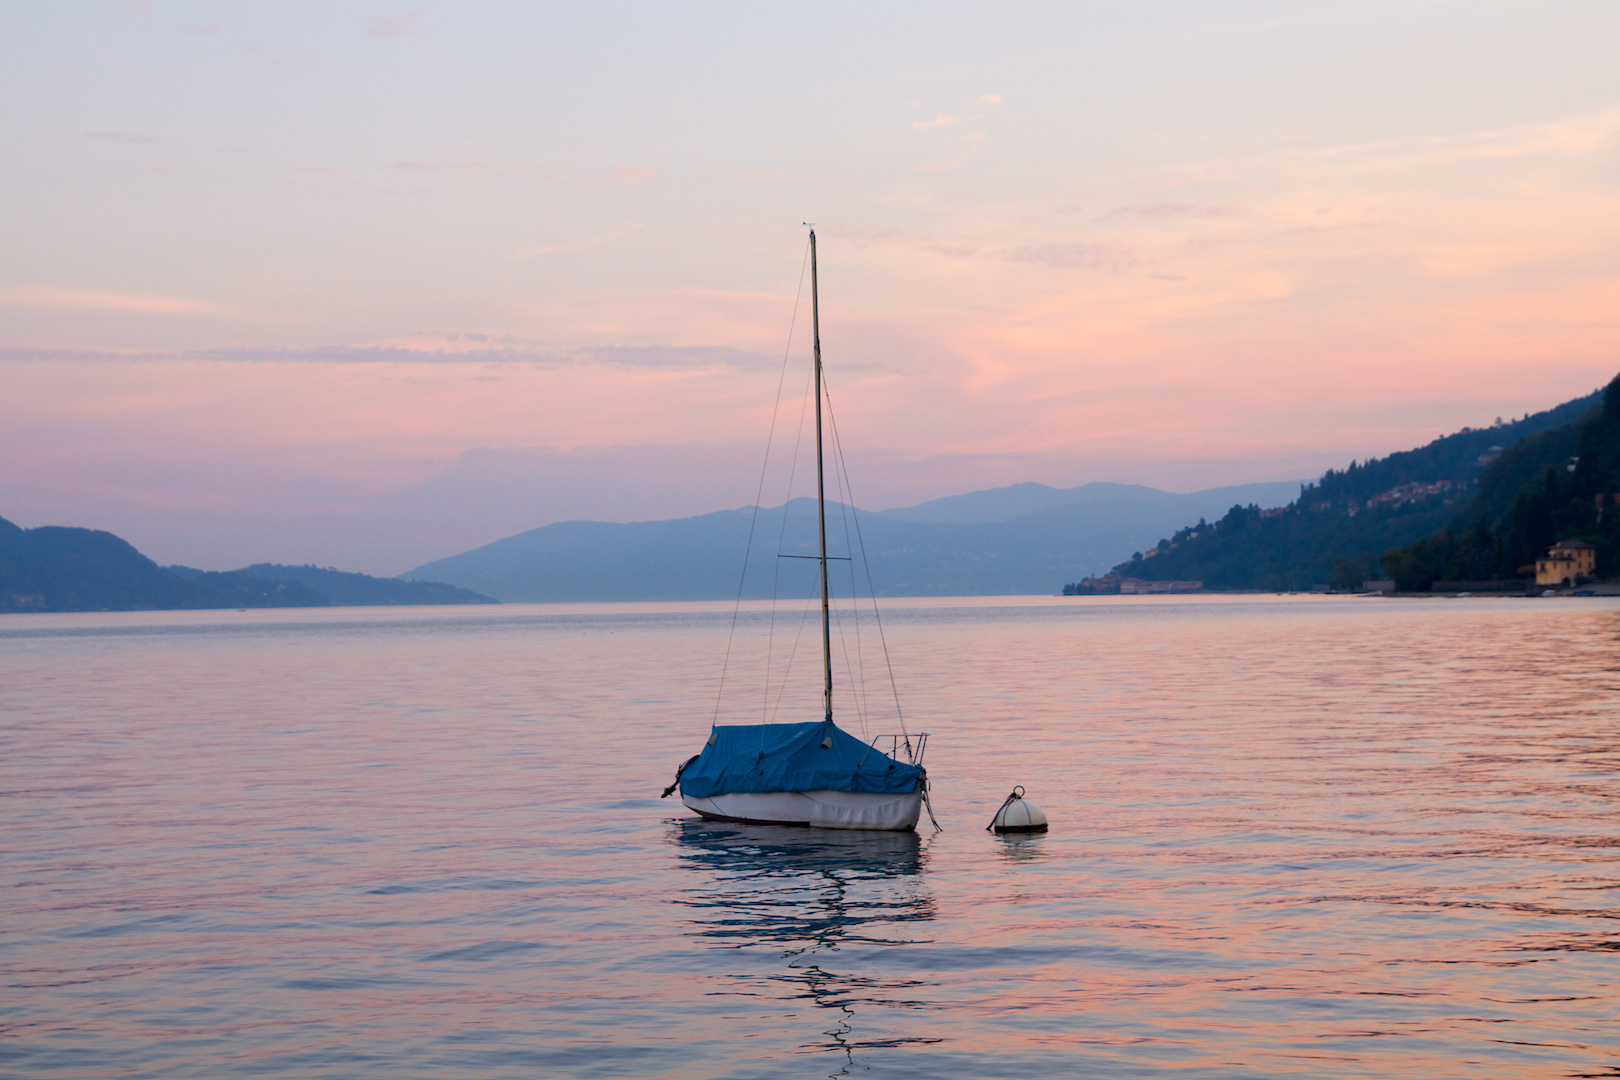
[4,595,1620,1078]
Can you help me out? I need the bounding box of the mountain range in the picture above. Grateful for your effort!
[14,376,1611,611]
[405,480,1302,602]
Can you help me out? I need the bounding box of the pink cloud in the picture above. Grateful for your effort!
[1005,242,1136,273]
[1106,202,1245,219]
[610,165,657,184]
[9,108,1619,578]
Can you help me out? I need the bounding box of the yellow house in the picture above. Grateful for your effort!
[1535,540,1596,586]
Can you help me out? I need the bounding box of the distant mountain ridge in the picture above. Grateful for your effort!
[406,480,1302,601]
[0,517,495,613]
[873,480,1295,525]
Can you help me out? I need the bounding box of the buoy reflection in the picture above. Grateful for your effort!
[993,832,1049,863]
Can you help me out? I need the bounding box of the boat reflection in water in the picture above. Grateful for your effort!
[669,820,940,1071]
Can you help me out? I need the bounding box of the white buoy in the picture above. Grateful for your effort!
[988,786,1048,833]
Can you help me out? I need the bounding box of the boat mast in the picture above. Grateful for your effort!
[809,228,833,725]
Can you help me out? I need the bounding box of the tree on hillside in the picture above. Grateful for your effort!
[1381,371,1620,590]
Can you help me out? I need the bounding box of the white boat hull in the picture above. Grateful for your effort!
[681,788,922,831]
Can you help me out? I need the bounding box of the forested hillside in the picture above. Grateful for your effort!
[0,517,327,612]
[1382,372,1620,590]
[1070,385,1606,592]
[0,517,495,612]
[181,564,497,606]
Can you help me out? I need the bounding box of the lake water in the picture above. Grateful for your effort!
[4,595,1620,1078]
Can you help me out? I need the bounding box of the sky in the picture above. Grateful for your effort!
[3,1,1618,574]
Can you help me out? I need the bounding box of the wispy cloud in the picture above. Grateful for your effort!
[851,229,1137,273]
[1106,202,1245,219]
[0,288,240,316]
[911,93,1004,131]
[1005,242,1137,273]
[909,97,999,172]
[513,223,641,259]
[0,342,774,372]
[363,158,555,182]
[609,165,657,184]
[1279,108,1620,179]
[387,158,486,171]
[577,345,774,371]
[84,131,159,144]
[365,9,423,40]
[845,227,982,261]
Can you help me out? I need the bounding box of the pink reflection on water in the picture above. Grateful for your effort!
[3,597,1619,1076]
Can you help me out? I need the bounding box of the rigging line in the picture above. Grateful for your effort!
[713,239,811,727]
[829,425,873,736]
[822,373,909,739]
[824,435,871,738]
[827,575,869,737]
[769,595,816,722]
[766,360,817,720]
[818,520,854,725]
[843,464,909,740]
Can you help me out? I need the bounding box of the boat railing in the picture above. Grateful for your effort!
[866,732,928,768]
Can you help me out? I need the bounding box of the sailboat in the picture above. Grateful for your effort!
[660,229,931,831]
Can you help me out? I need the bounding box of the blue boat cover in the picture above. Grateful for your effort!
[680,720,923,798]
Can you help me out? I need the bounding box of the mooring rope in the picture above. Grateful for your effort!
[985,786,1026,831]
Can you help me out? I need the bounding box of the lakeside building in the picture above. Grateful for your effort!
[1064,574,1203,594]
[1535,540,1596,587]
[1119,578,1203,594]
